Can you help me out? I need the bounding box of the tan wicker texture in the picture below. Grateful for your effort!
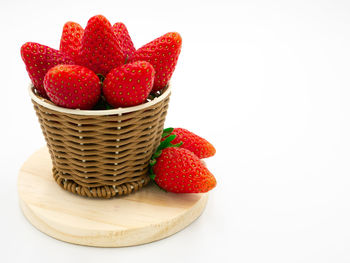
[30,85,170,198]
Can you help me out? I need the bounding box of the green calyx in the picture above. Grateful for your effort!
[92,94,112,110]
[149,127,183,180]
[97,73,105,83]
[162,127,174,138]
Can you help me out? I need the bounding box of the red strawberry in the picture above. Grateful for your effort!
[130,32,182,91]
[162,128,216,159]
[112,22,136,60]
[78,15,125,76]
[150,136,216,193]
[20,42,74,98]
[103,61,155,107]
[43,65,101,109]
[59,21,84,62]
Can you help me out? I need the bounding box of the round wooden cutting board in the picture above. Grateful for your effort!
[17,147,208,247]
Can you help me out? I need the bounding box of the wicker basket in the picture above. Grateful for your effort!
[29,85,171,198]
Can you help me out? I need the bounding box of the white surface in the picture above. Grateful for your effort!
[1,0,350,262]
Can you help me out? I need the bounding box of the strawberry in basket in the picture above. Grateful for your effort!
[43,64,101,109]
[59,21,84,63]
[130,32,182,91]
[103,61,155,107]
[78,15,125,76]
[112,22,136,60]
[20,42,74,98]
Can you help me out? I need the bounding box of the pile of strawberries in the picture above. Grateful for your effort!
[20,15,182,109]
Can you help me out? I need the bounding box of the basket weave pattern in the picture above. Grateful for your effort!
[31,86,170,198]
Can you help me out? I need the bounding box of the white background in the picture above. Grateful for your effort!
[1,0,350,262]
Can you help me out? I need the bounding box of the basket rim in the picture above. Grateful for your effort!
[28,83,171,116]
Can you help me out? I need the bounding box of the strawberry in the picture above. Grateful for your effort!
[162,128,216,159]
[130,32,182,91]
[112,22,136,60]
[150,135,217,193]
[43,65,101,109]
[78,15,125,76]
[103,61,155,107]
[20,42,74,98]
[59,21,84,62]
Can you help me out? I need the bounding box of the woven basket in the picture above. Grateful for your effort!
[29,85,171,198]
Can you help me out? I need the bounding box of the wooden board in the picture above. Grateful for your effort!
[17,147,208,247]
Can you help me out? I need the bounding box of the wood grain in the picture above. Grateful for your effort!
[17,147,208,247]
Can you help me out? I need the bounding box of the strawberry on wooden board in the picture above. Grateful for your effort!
[130,32,182,91]
[112,22,136,60]
[78,15,125,76]
[150,135,217,193]
[20,42,74,98]
[103,61,155,108]
[162,128,216,159]
[59,21,84,62]
[43,65,101,110]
